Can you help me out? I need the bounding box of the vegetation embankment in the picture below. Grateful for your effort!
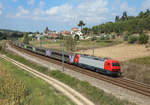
[0,48,134,105]
[0,53,75,105]
[121,56,150,84]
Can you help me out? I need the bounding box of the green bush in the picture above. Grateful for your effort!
[138,34,149,44]
[123,34,129,41]
[105,34,110,40]
[111,35,116,39]
[91,37,97,41]
[128,35,138,44]
[100,35,110,40]
[100,35,105,40]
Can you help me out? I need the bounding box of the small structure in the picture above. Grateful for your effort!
[71,28,83,40]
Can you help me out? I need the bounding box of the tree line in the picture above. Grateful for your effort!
[82,9,150,35]
[0,30,23,40]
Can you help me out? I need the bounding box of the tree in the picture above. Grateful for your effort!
[121,11,128,21]
[128,35,138,44]
[82,27,89,35]
[23,32,29,44]
[138,34,149,44]
[0,32,6,40]
[78,20,85,31]
[115,16,120,22]
[138,11,144,18]
[64,36,77,51]
[44,27,49,34]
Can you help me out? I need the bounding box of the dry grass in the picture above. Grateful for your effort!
[80,43,150,61]
[0,66,28,105]
[121,62,150,84]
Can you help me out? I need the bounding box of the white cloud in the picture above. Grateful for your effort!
[28,0,34,5]
[16,6,29,17]
[46,4,73,15]
[33,1,45,16]
[77,0,108,23]
[0,11,2,15]
[111,1,137,17]
[7,0,109,26]
[46,0,109,24]
[12,0,17,2]
[120,2,136,15]
[0,3,3,15]
[142,0,150,10]
[0,3,3,9]
[39,1,45,8]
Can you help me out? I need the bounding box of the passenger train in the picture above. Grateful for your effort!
[13,41,122,76]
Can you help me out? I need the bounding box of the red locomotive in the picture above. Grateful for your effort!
[74,54,121,76]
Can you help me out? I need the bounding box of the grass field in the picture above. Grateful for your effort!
[0,58,75,105]
[30,39,122,52]
[0,49,134,105]
[81,43,150,61]
[121,56,150,84]
[129,56,150,65]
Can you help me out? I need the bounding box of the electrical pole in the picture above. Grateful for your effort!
[40,37,42,47]
[62,43,64,71]
[92,41,94,56]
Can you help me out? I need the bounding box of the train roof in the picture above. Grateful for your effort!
[80,54,109,61]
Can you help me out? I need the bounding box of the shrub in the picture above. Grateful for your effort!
[128,35,138,44]
[105,34,110,40]
[123,34,129,41]
[23,32,29,44]
[138,34,149,44]
[91,37,97,41]
[100,35,105,40]
[111,35,116,39]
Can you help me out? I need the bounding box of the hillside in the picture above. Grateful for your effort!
[82,9,150,36]
[0,29,23,40]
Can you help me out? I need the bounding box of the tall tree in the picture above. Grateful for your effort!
[82,27,90,35]
[138,11,144,18]
[44,26,49,34]
[23,32,29,44]
[121,11,128,21]
[78,20,85,31]
[115,16,120,22]
[64,36,77,51]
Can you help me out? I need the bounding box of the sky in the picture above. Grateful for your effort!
[0,0,150,32]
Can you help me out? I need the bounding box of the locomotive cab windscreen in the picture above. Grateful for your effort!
[104,60,121,72]
[111,61,121,72]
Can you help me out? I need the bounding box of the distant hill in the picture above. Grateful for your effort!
[0,29,21,33]
[0,29,23,40]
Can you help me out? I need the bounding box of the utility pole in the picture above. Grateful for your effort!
[62,43,64,71]
[40,37,42,47]
[92,41,94,56]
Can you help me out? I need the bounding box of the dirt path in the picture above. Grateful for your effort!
[80,43,150,61]
[0,54,94,105]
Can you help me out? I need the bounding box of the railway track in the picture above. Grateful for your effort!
[0,54,94,105]
[8,42,150,97]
